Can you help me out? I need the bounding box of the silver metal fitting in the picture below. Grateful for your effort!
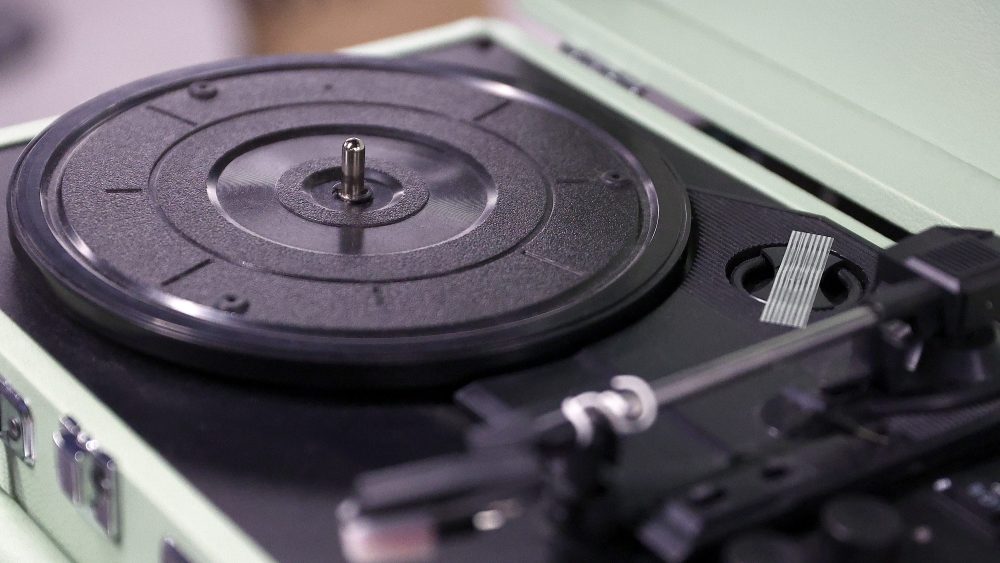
[337,137,372,203]
[54,416,120,540]
[0,375,34,466]
[560,375,657,447]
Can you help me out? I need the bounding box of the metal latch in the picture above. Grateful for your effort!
[54,416,119,540]
[0,375,34,466]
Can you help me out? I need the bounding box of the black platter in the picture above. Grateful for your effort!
[9,56,690,387]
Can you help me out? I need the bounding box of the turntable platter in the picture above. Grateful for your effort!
[9,57,690,386]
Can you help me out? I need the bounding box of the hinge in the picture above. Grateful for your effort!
[0,375,35,466]
[54,416,120,541]
[559,43,648,97]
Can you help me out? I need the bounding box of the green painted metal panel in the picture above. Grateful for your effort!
[0,307,275,563]
[522,0,1000,233]
[0,493,71,563]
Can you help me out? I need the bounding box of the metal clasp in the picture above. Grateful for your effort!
[1,375,35,466]
[54,416,120,540]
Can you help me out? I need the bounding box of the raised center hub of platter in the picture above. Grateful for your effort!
[218,131,482,254]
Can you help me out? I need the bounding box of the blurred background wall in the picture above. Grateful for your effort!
[0,0,526,127]
[246,0,486,53]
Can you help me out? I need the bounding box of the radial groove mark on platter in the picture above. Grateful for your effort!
[472,99,511,122]
[160,259,213,287]
[523,249,584,277]
[145,104,198,127]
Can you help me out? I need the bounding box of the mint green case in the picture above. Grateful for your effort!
[2,4,997,560]
[522,0,1000,234]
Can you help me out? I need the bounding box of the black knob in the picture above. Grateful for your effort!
[820,495,903,563]
[723,531,802,563]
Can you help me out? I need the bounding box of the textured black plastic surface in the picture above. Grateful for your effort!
[9,58,690,388]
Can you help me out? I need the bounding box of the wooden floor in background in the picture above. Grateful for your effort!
[243,0,490,54]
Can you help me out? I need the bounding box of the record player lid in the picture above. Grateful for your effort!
[522,0,1000,236]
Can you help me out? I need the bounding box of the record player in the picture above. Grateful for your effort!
[1,2,999,562]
